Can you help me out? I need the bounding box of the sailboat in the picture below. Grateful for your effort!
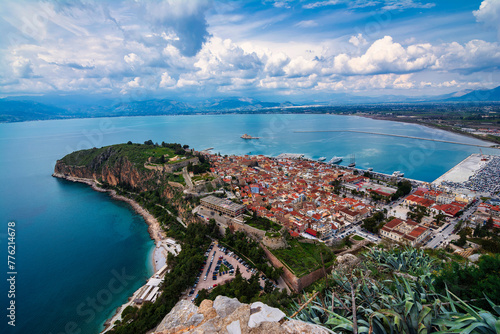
[348,154,356,167]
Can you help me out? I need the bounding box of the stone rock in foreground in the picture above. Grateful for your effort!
[155,295,328,334]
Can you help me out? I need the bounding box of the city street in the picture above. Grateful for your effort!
[424,200,479,249]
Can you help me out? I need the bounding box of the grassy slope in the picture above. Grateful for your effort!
[60,143,178,168]
[271,239,335,277]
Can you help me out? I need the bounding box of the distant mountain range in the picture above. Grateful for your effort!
[441,86,500,102]
[1,86,499,123]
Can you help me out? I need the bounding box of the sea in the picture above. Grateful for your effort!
[0,113,497,334]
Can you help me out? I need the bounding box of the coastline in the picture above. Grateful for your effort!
[357,114,500,148]
[52,172,170,333]
[52,173,166,244]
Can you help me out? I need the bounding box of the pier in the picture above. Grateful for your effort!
[293,130,499,149]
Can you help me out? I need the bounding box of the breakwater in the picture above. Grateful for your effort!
[294,130,499,149]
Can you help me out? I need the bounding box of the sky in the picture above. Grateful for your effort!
[0,0,499,102]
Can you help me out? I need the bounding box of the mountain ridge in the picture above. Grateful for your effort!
[2,85,499,123]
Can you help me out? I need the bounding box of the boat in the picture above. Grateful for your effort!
[328,156,342,164]
[348,154,356,167]
[241,134,260,139]
[367,167,373,171]
[318,157,326,161]
[392,171,404,177]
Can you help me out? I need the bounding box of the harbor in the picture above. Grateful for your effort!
[433,154,489,185]
[433,153,500,195]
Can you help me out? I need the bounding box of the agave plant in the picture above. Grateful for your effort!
[365,247,436,276]
[288,248,500,334]
[432,292,500,333]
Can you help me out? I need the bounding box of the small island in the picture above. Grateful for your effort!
[241,133,260,139]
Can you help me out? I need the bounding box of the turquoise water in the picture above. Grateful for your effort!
[0,114,497,334]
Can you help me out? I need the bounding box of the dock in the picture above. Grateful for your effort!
[432,154,489,185]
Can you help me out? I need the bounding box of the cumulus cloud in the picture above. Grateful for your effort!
[349,33,368,47]
[332,36,436,75]
[11,57,34,78]
[124,53,144,67]
[159,72,176,88]
[474,0,500,38]
[433,39,500,73]
[144,0,212,57]
[193,37,263,79]
[284,56,318,77]
[264,52,290,77]
[127,77,141,88]
[0,0,499,98]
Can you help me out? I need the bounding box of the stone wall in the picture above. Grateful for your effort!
[228,220,266,241]
[262,246,300,292]
[145,157,199,173]
[262,245,333,293]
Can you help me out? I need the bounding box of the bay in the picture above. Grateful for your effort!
[0,113,496,334]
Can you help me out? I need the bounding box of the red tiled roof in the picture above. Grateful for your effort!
[384,218,403,229]
[305,228,317,237]
[406,219,418,226]
[408,226,427,238]
[413,190,427,197]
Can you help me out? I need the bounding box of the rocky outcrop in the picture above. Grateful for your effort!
[155,296,328,334]
[262,235,288,250]
[54,163,96,179]
[54,157,152,191]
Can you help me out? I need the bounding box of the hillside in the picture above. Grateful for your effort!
[0,99,71,122]
[444,85,500,102]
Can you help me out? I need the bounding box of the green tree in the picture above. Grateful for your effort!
[435,254,500,309]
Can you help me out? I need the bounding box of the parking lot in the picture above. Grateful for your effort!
[184,241,272,301]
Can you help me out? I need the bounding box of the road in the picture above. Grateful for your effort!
[424,200,479,249]
[183,166,193,190]
[156,203,187,228]
[425,223,454,249]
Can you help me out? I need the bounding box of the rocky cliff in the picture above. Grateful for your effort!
[154,296,328,334]
[54,157,146,189]
[53,145,163,191]
[53,143,203,226]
